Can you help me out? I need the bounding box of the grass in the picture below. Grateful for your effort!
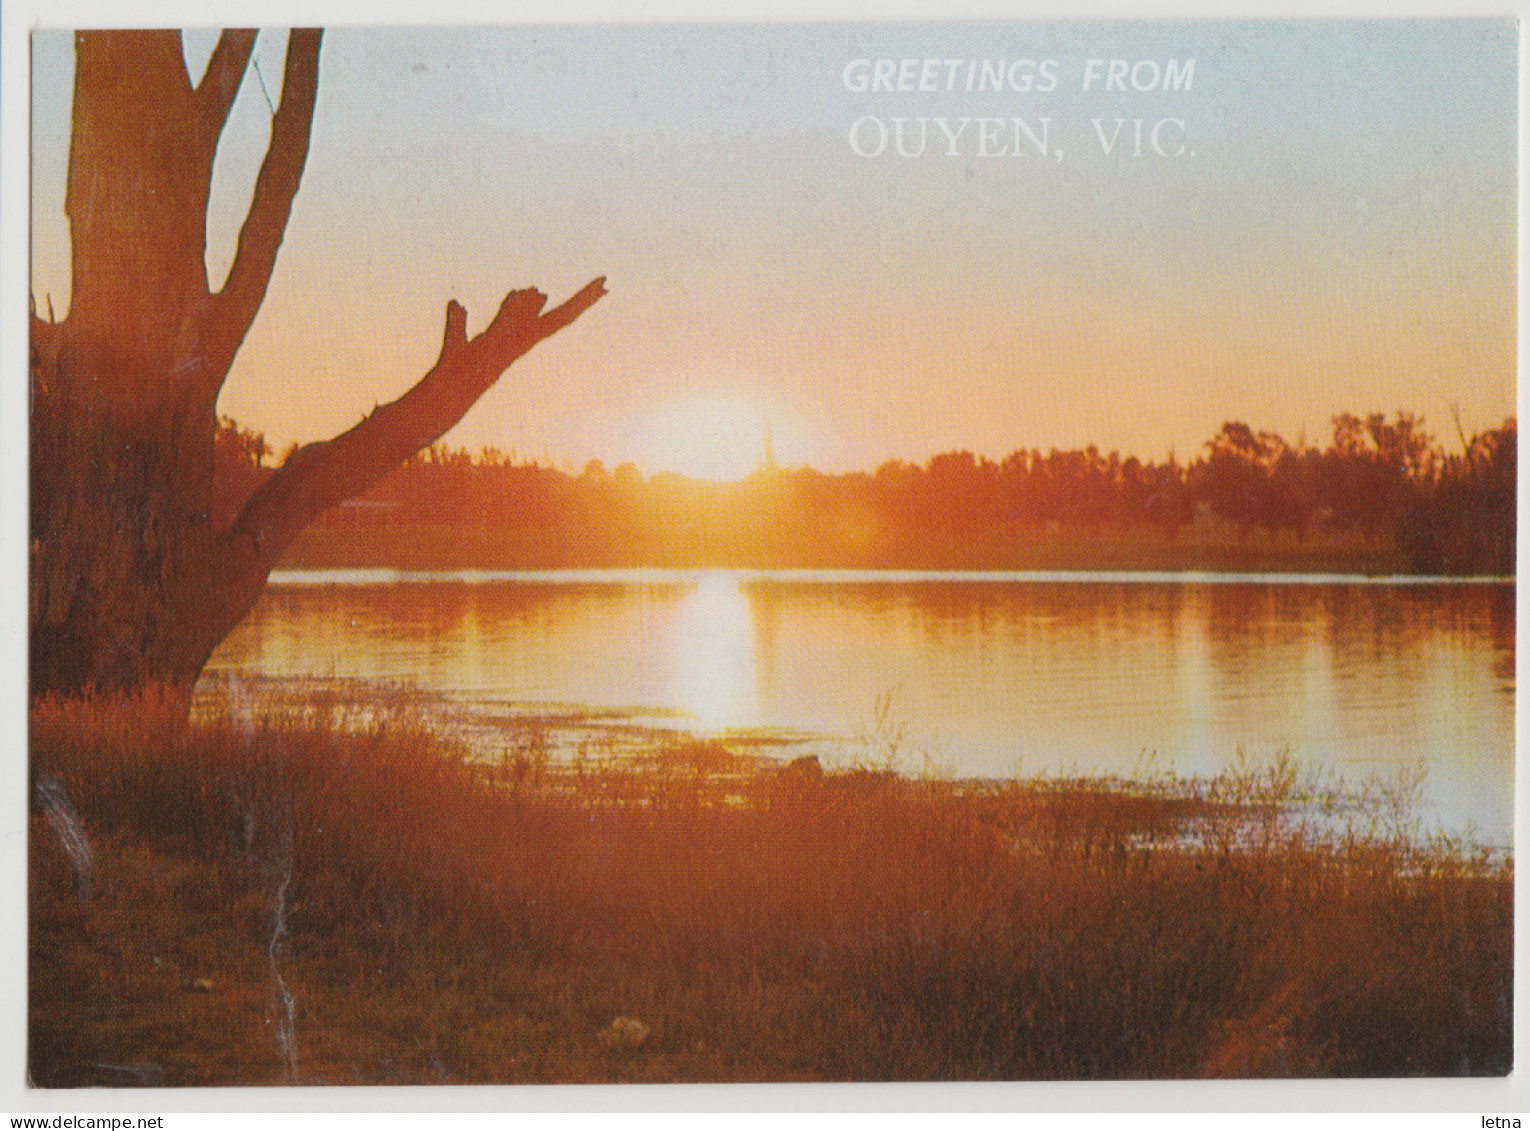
[29,689,1511,1086]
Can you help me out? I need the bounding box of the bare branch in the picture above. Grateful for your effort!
[224,277,606,572]
[1449,400,1475,469]
[202,29,322,394]
[460,277,609,378]
[195,30,258,131]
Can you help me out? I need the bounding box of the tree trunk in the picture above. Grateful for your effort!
[30,29,605,701]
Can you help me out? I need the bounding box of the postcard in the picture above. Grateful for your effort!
[19,8,1518,1105]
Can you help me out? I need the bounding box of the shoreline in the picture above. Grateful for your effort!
[263,564,1519,587]
[277,522,1421,577]
[30,692,1514,1085]
[189,671,1517,857]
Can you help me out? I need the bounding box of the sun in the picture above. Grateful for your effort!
[637,394,779,482]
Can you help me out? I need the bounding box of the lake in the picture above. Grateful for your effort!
[202,569,1515,846]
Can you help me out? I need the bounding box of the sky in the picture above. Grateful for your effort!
[29,20,1518,479]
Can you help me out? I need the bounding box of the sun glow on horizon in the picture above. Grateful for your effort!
[26,25,1516,487]
[634,393,812,482]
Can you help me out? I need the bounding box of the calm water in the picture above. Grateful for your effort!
[203,569,1515,846]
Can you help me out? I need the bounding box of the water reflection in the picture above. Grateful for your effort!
[668,573,760,730]
[206,571,1515,844]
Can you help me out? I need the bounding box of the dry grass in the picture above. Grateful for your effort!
[29,689,1511,1086]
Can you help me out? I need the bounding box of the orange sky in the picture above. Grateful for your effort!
[30,21,1517,479]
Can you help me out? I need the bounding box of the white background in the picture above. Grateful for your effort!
[1,0,1524,1121]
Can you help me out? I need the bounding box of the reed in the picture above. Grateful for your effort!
[29,690,1511,1085]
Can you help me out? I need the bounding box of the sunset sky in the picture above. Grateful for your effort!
[29,20,1517,479]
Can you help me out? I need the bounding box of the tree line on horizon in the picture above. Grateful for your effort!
[215,411,1516,575]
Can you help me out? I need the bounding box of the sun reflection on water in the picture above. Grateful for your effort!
[668,572,761,731]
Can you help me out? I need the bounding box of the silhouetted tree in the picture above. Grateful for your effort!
[1396,418,1516,575]
[30,30,605,699]
[1188,422,1312,541]
[1316,412,1433,540]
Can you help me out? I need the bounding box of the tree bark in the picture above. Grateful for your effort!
[30,29,605,701]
